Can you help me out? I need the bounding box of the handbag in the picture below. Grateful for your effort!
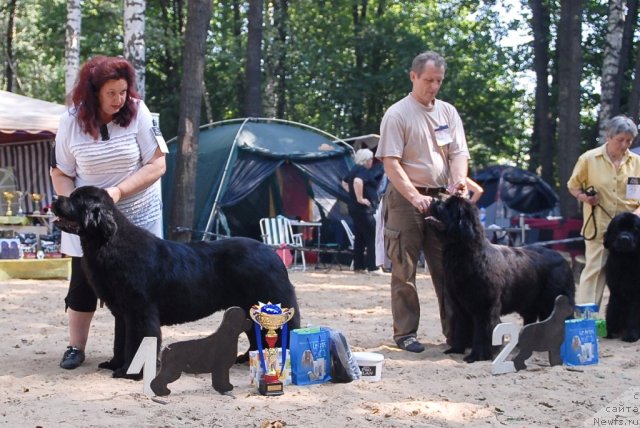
[289,327,332,385]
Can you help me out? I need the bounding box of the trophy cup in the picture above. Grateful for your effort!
[249,302,295,396]
[31,193,43,215]
[15,191,25,216]
[3,191,15,216]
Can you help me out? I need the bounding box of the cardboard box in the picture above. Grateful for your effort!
[249,348,291,386]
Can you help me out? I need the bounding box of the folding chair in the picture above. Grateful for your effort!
[260,216,306,271]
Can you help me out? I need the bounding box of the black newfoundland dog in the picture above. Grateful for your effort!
[51,186,300,378]
[426,196,575,363]
[604,212,640,342]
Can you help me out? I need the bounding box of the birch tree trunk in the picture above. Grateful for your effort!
[557,0,583,219]
[4,0,17,92]
[64,0,81,98]
[169,0,213,242]
[598,0,625,142]
[243,0,263,117]
[612,0,638,115]
[124,0,146,99]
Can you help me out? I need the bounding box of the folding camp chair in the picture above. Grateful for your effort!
[259,215,306,271]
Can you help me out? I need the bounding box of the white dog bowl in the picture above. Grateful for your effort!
[353,352,384,382]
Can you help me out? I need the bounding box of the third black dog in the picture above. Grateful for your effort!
[426,196,575,363]
[604,211,640,342]
[52,186,300,378]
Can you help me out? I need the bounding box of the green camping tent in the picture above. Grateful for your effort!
[162,118,355,241]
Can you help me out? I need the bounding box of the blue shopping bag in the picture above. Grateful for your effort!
[289,327,332,385]
[561,318,599,366]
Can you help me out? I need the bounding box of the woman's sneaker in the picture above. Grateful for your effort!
[60,346,85,369]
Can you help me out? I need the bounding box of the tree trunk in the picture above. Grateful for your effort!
[275,0,288,119]
[124,0,146,99]
[557,0,583,219]
[233,1,244,115]
[629,41,640,123]
[4,0,17,92]
[243,0,263,117]
[598,0,625,142]
[64,0,81,98]
[612,0,638,115]
[528,0,555,185]
[169,0,213,242]
[364,0,385,132]
[351,0,367,134]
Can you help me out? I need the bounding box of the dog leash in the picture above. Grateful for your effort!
[581,202,613,241]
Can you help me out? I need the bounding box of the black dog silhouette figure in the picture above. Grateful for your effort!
[512,295,574,371]
[151,307,252,396]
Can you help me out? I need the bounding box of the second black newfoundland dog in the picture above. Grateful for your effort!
[52,186,300,378]
[604,212,640,342]
[426,196,575,363]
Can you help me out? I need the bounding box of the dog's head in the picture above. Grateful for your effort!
[51,186,118,240]
[604,212,640,253]
[425,195,482,242]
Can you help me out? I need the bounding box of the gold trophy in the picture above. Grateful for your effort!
[31,193,43,215]
[249,302,295,396]
[3,191,15,216]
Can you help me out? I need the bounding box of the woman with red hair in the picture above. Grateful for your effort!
[51,56,167,370]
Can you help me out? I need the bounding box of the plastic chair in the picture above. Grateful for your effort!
[260,216,306,271]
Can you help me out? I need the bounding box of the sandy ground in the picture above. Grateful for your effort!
[1,268,640,428]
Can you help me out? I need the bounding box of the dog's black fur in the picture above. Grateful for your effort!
[51,186,300,378]
[426,196,575,363]
[604,212,640,342]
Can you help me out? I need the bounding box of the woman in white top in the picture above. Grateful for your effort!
[51,55,166,370]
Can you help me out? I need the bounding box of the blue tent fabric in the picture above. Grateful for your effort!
[219,153,282,207]
[163,118,354,240]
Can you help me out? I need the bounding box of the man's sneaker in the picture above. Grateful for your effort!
[367,268,384,276]
[396,336,425,353]
[60,346,85,369]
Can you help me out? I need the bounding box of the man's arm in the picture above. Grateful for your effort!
[382,157,431,213]
[448,154,468,195]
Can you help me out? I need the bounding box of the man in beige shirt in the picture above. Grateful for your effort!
[376,51,470,352]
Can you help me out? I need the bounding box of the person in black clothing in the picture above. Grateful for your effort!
[342,148,383,275]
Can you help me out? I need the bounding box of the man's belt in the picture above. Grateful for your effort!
[416,187,447,197]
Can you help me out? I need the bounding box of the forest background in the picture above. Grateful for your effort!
[2,0,640,230]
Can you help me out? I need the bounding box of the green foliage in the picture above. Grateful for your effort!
[3,0,551,170]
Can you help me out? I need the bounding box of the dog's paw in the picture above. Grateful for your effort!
[112,367,143,380]
[150,380,171,396]
[213,382,234,394]
[463,351,492,363]
[622,332,640,343]
[443,346,465,355]
[463,354,478,363]
[235,351,250,364]
[98,360,122,371]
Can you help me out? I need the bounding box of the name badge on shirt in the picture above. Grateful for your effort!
[434,124,452,147]
[627,177,640,199]
[151,120,169,154]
